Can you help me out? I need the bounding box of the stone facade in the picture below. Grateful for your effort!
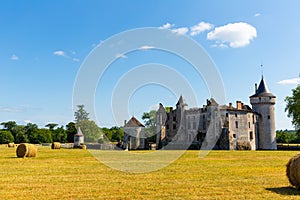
[156,76,276,150]
[123,117,146,150]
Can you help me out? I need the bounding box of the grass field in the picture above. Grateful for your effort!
[1,145,300,199]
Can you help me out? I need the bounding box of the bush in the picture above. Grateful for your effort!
[0,130,14,144]
[237,140,252,150]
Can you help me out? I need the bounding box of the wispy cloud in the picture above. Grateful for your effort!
[139,45,155,50]
[254,13,261,17]
[10,54,19,60]
[53,50,67,57]
[72,58,80,62]
[207,22,257,48]
[277,78,300,85]
[190,22,214,36]
[115,53,127,59]
[0,106,23,113]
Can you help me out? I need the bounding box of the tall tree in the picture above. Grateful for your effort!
[66,122,77,143]
[74,105,89,123]
[45,123,58,130]
[0,130,14,144]
[77,119,101,142]
[285,79,300,131]
[1,121,17,132]
[142,110,157,142]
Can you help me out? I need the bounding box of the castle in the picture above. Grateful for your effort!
[123,76,276,150]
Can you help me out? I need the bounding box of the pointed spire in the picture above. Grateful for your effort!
[250,76,275,98]
[176,95,187,106]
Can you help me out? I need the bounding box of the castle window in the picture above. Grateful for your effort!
[166,124,169,129]
[188,122,191,129]
[173,124,176,129]
[226,113,228,117]
[250,132,253,140]
[252,115,255,124]
[193,122,196,129]
[203,115,205,119]
[173,116,176,121]
[248,122,250,128]
[235,121,238,128]
[268,115,270,119]
[235,113,237,117]
[233,134,236,139]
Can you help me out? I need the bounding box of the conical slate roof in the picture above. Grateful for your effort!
[75,127,84,136]
[176,95,188,106]
[124,117,145,127]
[250,77,275,98]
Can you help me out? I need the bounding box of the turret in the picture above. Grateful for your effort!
[250,77,276,149]
[156,103,167,148]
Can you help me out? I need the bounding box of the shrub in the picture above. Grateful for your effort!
[0,130,14,144]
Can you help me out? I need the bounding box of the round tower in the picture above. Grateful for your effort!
[250,77,276,149]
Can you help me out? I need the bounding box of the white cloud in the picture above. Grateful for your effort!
[277,78,300,85]
[115,53,127,59]
[0,106,23,113]
[73,58,80,62]
[159,23,174,29]
[171,27,189,35]
[53,50,67,57]
[139,45,155,50]
[149,104,159,111]
[207,22,257,48]
[11,54,19,60]
[254,13,261,17]
[190,22,214,36]
[24,119,31,124]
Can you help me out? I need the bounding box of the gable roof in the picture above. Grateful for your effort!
[124,117,145,127]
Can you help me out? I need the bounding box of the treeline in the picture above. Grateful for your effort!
[0,121,124,144]
[276,130,300,144]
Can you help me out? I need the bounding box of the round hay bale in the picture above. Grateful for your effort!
[286,154,300,189]
[79,144,87,150]
[7,142,15,148]
[51,142,61,149]
[16,143,37,158]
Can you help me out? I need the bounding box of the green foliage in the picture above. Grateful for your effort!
[101,126,124,142]
[66,122,77,143]
[77,119,101,142]
[13,125,29,143]
[0,130,14,144]
[52,126,67,142]
[74,105,89,123]
[35,129,52,143]
[45,123,58,130]
[1,121,17,137]
[142,110,157,142]
[276,130,299,143]
[285,80,300,130]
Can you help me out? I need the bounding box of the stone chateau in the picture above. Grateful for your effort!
[123,76,276,150]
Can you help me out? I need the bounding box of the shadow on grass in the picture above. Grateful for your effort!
[266,187,300,196]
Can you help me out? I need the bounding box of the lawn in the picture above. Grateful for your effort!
[0,145,300,199]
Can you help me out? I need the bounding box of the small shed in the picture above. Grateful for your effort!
[74,127,84,147]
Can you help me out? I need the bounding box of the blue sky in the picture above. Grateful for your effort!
[0,0,299,130]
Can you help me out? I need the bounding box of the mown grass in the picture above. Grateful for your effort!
[0,145,300,199]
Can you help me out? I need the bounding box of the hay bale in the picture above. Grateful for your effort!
[51,142,61,149]
[79,144,87,150]
[287,154,300,189]
[7,142,15,148]
[16,143,37,158]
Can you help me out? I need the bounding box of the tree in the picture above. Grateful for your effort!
[36,129,52,143]
[13,125,28,143]
[1,121,17,138]
[66,122,77,143]
[74,105,89,123]
[77,119,101,142]
[52,126,67,142]
[45,123,58,130]
[285,79,300,131]
[0,130,14,144]
[142,110,157,142]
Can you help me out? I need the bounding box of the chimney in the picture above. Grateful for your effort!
[236,101,242,110]
[229,102,232,108]
[124,120,127,126]
[255,83,257,93]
